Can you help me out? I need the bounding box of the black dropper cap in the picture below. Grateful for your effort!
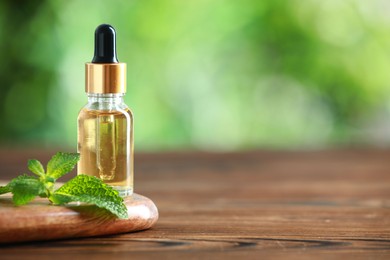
[92,24,119,63]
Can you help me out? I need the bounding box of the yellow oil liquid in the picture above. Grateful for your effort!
[77,108,134,196]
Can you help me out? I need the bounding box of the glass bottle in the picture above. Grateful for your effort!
[77,24,133,196]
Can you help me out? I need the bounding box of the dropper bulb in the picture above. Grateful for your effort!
[92,24,119,63]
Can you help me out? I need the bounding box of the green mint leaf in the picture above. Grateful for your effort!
[46,152,80,180]
[0,185,11,195]
[8,175,45,206]
[28,159,45,177]
[53,175,128,219]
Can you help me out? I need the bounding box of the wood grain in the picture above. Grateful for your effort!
[0,193,158,243]
[0,149,389,259]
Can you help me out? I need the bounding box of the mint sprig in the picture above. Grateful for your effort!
[0,152,128,219]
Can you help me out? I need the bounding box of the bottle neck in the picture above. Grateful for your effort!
[87,93,124,104]
[86,93,127,111]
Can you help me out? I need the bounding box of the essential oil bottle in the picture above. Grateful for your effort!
[77,24,134,196]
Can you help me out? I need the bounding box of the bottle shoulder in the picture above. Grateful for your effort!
[78,106,133,120]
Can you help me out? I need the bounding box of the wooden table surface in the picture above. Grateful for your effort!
[0,149,389,259]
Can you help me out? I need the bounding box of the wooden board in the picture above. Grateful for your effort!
[0,193,158,243]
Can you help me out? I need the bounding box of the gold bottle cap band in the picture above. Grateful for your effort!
[85,63,126,93]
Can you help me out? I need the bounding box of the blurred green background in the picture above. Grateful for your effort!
[1,0,390,151]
